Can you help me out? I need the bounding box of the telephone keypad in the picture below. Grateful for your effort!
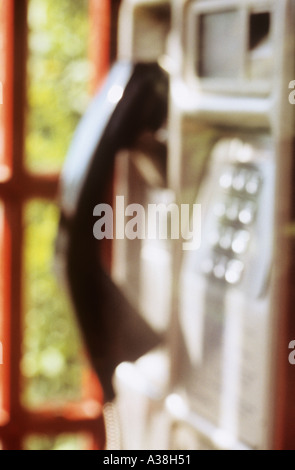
[209,226,250,255]
[219,167,262,195]
[202,254,245,284]
[214,198,257,225]
[204,162,262,286]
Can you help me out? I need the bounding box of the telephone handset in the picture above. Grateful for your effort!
[56,61,168,401]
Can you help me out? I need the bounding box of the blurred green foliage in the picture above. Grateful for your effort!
[24,433,89,450]
[23,0,91,409]
[23,201,85,407]
[26,0,91,173]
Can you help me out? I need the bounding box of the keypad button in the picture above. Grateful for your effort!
[237,143,254,163]
[238,202,255,225]
[219,170,234,190]
[232,230,250,255]
[245,175,260,196]
[225,259,244,285]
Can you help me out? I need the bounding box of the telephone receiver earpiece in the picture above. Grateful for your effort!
[56,61,168,401]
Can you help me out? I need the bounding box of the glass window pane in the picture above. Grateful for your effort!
[22,200,86,408]
[26,0,91,173]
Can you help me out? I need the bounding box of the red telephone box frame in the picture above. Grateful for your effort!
[0,0,110,450]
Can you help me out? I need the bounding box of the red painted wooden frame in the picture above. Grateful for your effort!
[0,0,110,450]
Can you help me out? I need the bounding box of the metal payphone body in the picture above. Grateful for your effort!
[111,0,295,450]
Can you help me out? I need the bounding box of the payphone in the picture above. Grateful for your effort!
[56,0,295,450]
[166,0,295,450]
